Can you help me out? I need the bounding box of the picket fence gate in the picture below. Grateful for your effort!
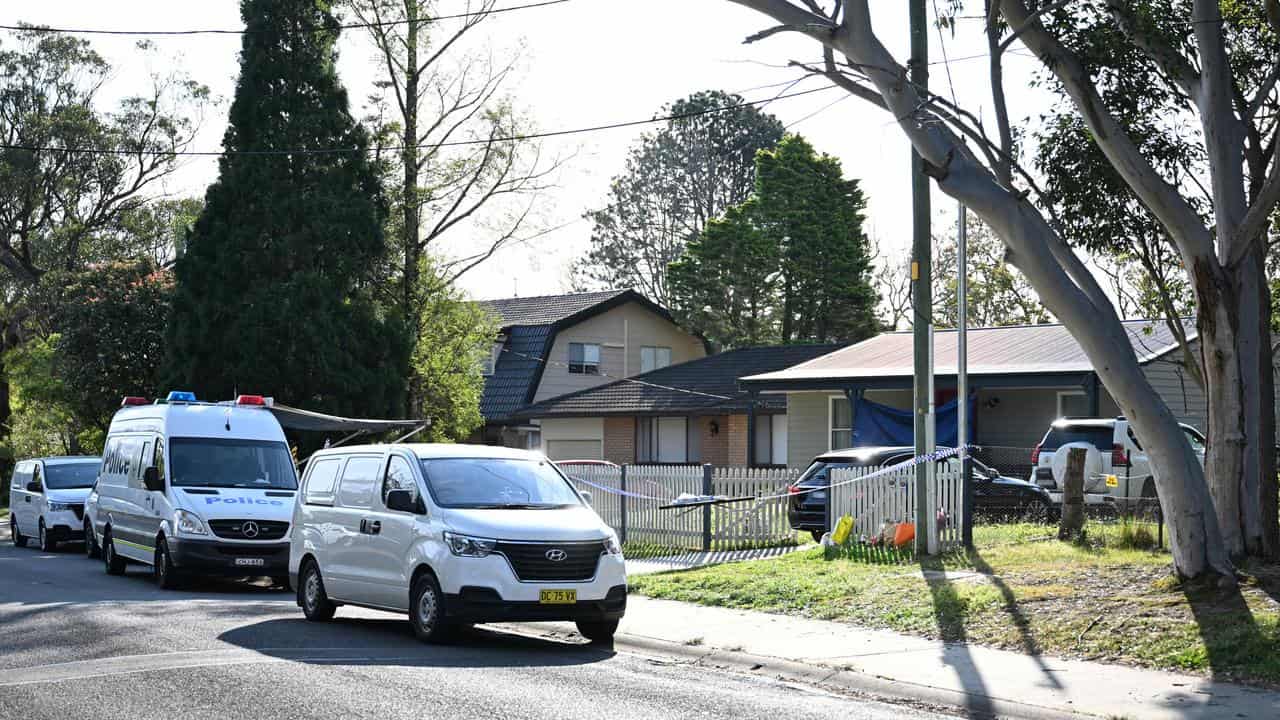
[557,463,799,552]
[828,465,964,551]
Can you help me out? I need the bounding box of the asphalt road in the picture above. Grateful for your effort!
[0,528,956,720]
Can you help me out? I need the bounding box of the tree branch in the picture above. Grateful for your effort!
[1104,0,1200,100]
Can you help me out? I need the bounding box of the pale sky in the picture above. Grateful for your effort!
[8,0,1055,301]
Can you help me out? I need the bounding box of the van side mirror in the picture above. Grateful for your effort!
[25,480,41,493]
[386,489,422,514]
[143,466,164,492]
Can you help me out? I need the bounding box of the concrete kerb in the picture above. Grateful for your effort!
[502,623,1087,720]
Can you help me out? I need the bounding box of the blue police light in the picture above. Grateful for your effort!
[166,390,197,403]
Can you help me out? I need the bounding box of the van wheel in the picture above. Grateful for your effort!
[102,528,127,576]
[85,519,100,559]
[10,515,26,548]
[154,537,181,590]
[410,573,451,643]
[576,619,619,644]
[299,562,336,622]
[39,520,56,552]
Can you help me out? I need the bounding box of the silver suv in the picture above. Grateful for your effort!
[1030,417,1205,511]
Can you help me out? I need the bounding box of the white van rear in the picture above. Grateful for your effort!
[85,392,298,589]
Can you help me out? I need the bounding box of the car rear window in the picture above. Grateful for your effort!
[1042,426,1113,450]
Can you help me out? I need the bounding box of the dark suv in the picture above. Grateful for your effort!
[787,446,1055,541]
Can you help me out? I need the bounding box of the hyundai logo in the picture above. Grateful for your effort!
[545,548,567,562]
[242,521,260,539]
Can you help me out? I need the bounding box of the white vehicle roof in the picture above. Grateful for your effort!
[310,442,544,462]
[108,402,287,442]
[29,456,101,465]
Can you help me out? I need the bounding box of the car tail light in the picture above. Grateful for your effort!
[1030,444,1041,464]
[1112,447,1128,467]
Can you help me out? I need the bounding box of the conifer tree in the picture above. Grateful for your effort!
[165,0,408,416]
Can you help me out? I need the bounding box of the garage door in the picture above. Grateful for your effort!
[544,440,603,461]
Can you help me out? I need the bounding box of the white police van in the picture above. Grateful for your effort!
[290,444,627,644]
[85,391,298,589]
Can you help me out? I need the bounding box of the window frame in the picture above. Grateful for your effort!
[335,455,383,510]
[828,395,853,451]
[381,453,421,510]
[568,342,601,375]
[302,457,343,507]
[640,345,672,374]
[1056,390,1089,419]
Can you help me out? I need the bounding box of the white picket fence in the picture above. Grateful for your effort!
[557,463,799,551]
[829,465,964,551]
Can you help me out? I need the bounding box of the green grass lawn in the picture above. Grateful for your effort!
[629,523,1280,687]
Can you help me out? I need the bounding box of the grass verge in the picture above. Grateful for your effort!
[629,522,1280,687]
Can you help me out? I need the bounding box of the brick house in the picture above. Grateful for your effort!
[512,345,842,466]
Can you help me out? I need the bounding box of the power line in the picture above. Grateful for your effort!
[0,85,838,157]
[0,0,570,36]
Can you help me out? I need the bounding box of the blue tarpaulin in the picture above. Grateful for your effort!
[852,394,974,447]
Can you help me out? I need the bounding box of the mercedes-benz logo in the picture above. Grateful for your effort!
[545,548,567,562]
[241,521,260,539]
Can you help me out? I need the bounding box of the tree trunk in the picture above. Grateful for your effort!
[1195,261,1248,558]
[1237,242,1279,558]
[1058,447,1086,541]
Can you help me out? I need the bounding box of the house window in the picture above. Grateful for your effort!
[640,346,672,373]
[753,414,789,466]
[1057,391,1090,419]
[830,396,853,450]
[568,342,601,375]
[636,416,689,463]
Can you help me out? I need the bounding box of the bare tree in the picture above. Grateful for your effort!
[347,0,564,319]
[728,0,1280,579]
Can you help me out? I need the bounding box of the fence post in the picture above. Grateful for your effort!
[961,454,974,549]
[619,464,628,546]
[702,463,713,551]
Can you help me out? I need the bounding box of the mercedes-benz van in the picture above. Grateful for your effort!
[8,456,101,551]
[85,391,298,589]
[289,444,626,644]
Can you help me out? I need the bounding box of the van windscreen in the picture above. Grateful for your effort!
[169,437,297,489]
[43,462,100,489]
[419,458,582,509]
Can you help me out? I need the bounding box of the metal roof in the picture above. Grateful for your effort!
[514,344,845,418]
[743,319,1194,385]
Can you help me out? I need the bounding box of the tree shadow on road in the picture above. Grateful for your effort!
[218,617,615,669]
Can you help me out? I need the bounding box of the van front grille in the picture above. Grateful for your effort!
[207,519,289,541]
[493,541,605,582]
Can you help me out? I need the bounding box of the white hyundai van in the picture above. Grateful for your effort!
[85,391,298,589]
[289,444,627,644]
[8,456,101,551]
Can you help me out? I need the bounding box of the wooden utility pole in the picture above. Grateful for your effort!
[910,0,935,555]
[1059,448,1087,541]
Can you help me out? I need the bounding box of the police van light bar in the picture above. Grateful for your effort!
[121,396,149,407]
[235,394,268,406]
[167,390,197,403]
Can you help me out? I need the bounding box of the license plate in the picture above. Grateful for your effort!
[234,558,265,567]
[539,589,576,604]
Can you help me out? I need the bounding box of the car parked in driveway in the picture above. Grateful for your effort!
[1029,417,1205,511]
[8,456,101,551]
[787,446,1055,542]
[290,444,626,644]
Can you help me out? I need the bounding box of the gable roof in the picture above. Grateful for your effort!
[742,319,1195,387]
[476,288,672,329]
[513,344,845,419]
[480,325,553,422]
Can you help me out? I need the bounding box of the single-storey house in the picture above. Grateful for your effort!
[475,289,706,449]
[513,344,842,466]
[741,320,1214,472]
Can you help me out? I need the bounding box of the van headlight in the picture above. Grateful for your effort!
[603,533,622,556]
[444,531,496,557]
[175,510,208,536]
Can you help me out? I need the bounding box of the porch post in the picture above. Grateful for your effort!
[1085,373,1100,417]
[843,388,864,446]
[746,391,758,467]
